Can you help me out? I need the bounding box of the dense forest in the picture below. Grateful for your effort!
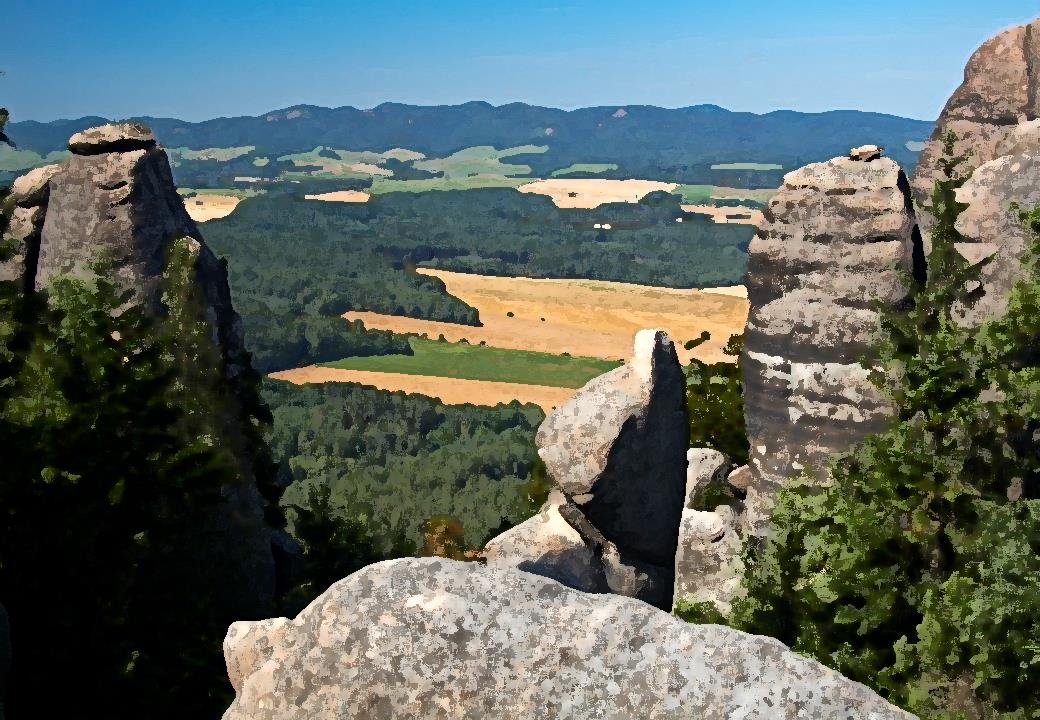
[203,188,751,371]
[264,380,547,551]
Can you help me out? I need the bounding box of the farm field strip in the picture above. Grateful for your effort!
[183,193,243,222]
[269,366,573,412]
[357,269,750,365]
[322,337,619,388]
[517,178,678,208]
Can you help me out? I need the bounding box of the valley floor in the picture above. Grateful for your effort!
[278,269,749,409]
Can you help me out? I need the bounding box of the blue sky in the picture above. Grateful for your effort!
[3,0,1038,122]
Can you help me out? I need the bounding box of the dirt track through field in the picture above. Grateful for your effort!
[269,366,573,412]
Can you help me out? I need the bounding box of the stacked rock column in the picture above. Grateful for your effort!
[741,155,918,531]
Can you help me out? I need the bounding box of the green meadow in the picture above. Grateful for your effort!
[322,337,620,388]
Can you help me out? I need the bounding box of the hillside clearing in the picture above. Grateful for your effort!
[345,269,749,365]
[550,163,619,177]
[304,190,371,202]
[269,366,573,412]
[413,145,546,178]
[183,193,241,222]
[681,203,763,225]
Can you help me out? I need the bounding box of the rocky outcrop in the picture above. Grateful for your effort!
[1,164,61,289]
[222,557,914,720]
[483,490,607,593]
[3,123,277,605]
[912,19,1040,210]
[674,449,747,611]
[28,124,252,382]
[486,329,688,608]
[742,155,918,519]
[951,148,1040,323]
[910,19,1040,325]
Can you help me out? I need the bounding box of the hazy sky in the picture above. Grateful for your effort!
[3,0,1038,122]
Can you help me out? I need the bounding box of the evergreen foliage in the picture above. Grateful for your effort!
[264,379,545,550]
[0,237,280,716]
[719,132,1040,718]
[685,333,748,469]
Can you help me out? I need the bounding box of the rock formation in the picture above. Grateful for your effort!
[673,450,748,611]
[2,123,278,604]
[741,154,918,520]
[912,18,1040,211]
[222,557,914,720]
[483,489,607,593]
[910,19,1040,325]
[1,164,61,289]
[484,329,688,608]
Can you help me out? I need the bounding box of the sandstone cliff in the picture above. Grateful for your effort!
[912,18,1040,324]
[742,154,919,519]
[912,19,1040,208]
[2,123,279,605]
[484,329,688,608]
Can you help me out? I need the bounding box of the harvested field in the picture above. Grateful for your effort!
[345,269,749,365]
[517,178,678,208]
[304,190,371,203]
[183,193,241,222]
[269,366,573,412]
[681,203,763,225]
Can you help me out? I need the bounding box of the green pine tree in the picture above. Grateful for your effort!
[0,238,284,717]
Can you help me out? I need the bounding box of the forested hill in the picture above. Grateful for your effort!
[8,103,933,185]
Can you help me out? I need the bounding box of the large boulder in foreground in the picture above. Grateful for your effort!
[222,558,914,720]
[742,154,917,527]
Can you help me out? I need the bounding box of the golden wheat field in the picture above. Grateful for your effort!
[346,269,749,365]
[269,366,574,412]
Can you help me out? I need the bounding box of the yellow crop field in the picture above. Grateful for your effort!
[345,269,749,365]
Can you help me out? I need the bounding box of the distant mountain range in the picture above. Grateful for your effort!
[6,102,933,186]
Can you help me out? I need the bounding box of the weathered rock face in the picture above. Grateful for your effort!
[1,164,61,289]
[223,558,914,720]
[536,329,688,566]
[2,123,276,603]
[488,329,687,607]
[912,19,1040,219]
[673,453,757,611]
[951,150,1040,323]
[483,490,608,593]
[25,124,252,381]
[910,19,1040,326]
[743,156,917,516]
